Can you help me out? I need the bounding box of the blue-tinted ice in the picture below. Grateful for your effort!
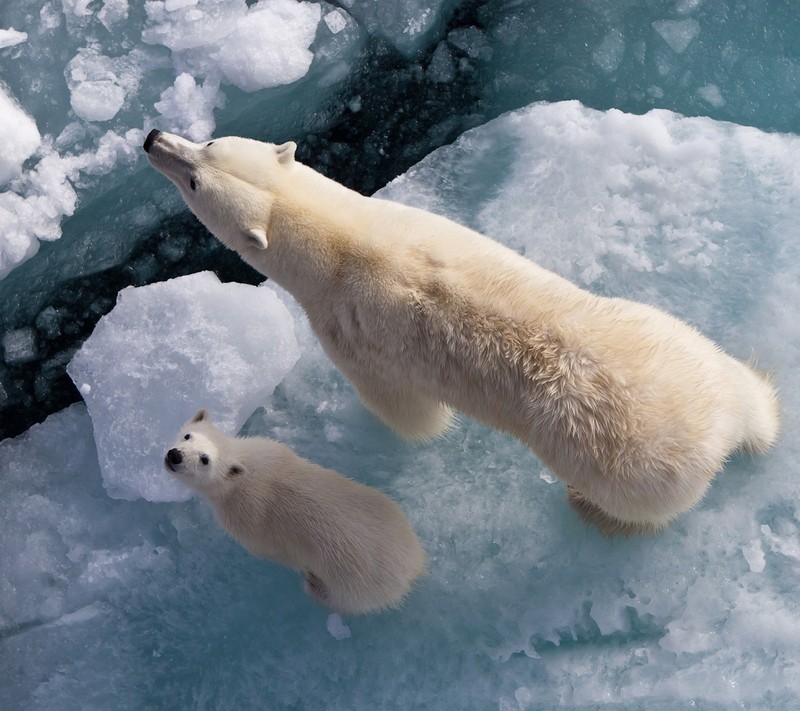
[2,0,800,708]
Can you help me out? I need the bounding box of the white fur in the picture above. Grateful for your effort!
[147,132,780,535]
[165,410,426,615]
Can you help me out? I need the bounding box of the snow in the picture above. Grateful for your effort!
[67,272,299,501]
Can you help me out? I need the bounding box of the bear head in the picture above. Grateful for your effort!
[164,409,244,496]
[143,129,297,255]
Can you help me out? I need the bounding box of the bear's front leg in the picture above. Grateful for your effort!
[351,377,455,441]
[566,485,663,537]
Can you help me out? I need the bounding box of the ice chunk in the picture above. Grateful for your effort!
[0,85,41,185]
[208,0,321,92]
[324,9,347,35]
[652,19,701,54]
[142,0,244,51]
[426,41,456,84]
[0,27,28,48]
[326,613,352,640]
[97,0,130,30]
[593,29,625,74]
[67,272,300,501]
[3,327,38,365]
[154,73,222,142]
[69,80,126,122]
[698,83,725,108]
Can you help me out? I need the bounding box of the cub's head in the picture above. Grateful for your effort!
[164,409,243,496]
[143,129,296,255]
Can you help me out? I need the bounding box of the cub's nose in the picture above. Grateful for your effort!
[166,448,182,467]
[143,129,161,153]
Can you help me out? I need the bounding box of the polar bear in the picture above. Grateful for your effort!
[165,409,426,615]
[145,130,780,535]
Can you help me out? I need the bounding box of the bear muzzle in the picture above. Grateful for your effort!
[165,447,182,471]
[143,129,161,153]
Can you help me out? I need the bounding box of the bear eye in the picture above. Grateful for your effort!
[189,178,197,191]
[206,141,214,147]
[184,433,191,440]
[200,455,210,465]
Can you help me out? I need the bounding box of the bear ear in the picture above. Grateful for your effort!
[244,227,268,250]
[191,408,209,424]
[276,141,296,165]
[227,463,245,478]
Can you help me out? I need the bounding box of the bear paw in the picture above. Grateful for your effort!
[567,485,662,537]
[304,571,331,606]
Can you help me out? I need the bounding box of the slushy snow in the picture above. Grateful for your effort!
[67,271,299,502]
[3,101,798,708]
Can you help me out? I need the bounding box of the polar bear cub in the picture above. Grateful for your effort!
[145,130,780,536]
[165,410,426,615]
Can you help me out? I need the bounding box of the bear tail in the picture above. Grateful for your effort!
[738,360,781,454]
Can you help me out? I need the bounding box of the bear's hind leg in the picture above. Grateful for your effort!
[567,486,663,537]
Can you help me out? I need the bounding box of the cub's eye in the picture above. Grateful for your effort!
[184,434,191,440]
[206,141,214,147]
[189,178,197,191]
[200,455,210,465]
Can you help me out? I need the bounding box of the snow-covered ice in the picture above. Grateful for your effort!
[67,271,299,501]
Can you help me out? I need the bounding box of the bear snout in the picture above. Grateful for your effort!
[165,447,182,470]
[143,129,161,153]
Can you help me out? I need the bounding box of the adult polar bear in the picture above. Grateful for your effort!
[143,129,779,535]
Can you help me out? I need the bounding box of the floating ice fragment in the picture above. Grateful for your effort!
[209,0,321,93]
[652,19,700,54]
[593,29,625,74]
[326,613,352,640]
[427,41,456,83]
[70,80,126,122]
[3,327,38,365]
[154,73,222,142]
[324,9,347,35]
[0,86,41,185]
[97,0,129,29]
[68,272,300,502]
[0,27,28,48]
[698,83,725,108]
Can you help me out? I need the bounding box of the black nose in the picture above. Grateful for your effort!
[166,448,182,466]
[143,129,161,153]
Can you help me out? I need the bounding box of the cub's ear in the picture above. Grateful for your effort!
[227,464,245,478]
[244,227,268,250]
[276,141,296,165]
[191,408,210,423]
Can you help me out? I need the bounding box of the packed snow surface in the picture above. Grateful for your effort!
[2,101,798,709]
